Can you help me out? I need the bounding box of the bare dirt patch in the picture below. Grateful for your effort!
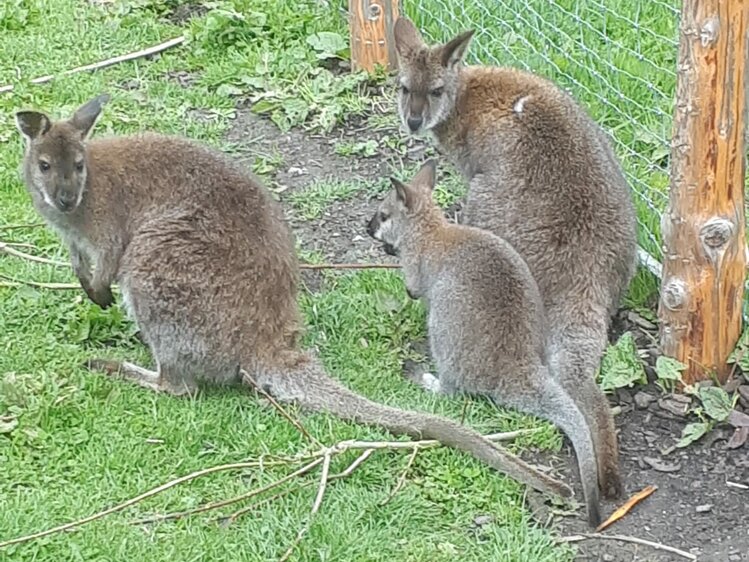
[224,111,749,562]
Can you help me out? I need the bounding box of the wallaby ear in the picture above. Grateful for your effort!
[70,93,110,140]
[390,177,414,209]
[440,29,474,68]
[412,159,437,191]
[15,111,51,142]
[394,17,425,58]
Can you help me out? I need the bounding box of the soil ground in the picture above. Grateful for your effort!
[225,108,749,562]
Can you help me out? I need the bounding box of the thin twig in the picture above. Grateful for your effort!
[0,461,278,549]
[379,446,419,506]
[299,263,399,270]
[560,533,697,560]
[0,223,44,231]
[329,449,373,480]
[0,36,186,94]
[278,452,332,562]
[131,458,324,526]
[0,274,79,290]
[241,369,320,446]
[0,241,69,267]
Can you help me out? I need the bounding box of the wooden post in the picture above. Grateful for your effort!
[658,0,749,385]
[349,0,400,72]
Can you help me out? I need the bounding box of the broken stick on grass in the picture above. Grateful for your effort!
[0,241,69,267]
[560,533,696,560]
[0,36,185,94]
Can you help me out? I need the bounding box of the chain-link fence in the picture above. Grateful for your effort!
[403,0,680,268]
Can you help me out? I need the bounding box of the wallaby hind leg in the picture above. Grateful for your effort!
[87,359,198,397]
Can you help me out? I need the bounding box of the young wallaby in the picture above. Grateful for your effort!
[367,160,602,527]
[392,18,638,499]
[14,95,573,500]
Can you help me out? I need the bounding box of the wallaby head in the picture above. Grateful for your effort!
[393,18,473,134]
[15,94,110,214]
[366,159,438,255]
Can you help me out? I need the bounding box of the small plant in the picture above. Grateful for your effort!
[654,355,686,392]
[287,179,361,220]
[252,152,284,177]
[334,139,379,157]
[676,384,738,448]
[306,31,349,60]
[597,331,647,392]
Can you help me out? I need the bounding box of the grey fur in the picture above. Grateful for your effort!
[393,18,638,499]
[14,96,573,501]
[367,160,602,527]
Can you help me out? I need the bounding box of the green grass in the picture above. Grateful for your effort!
[288,179,363,219]
[0,1,577,561]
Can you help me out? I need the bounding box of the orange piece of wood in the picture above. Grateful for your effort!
[349,0,400,72]
[595,484,657,532]
[658,0,749,384]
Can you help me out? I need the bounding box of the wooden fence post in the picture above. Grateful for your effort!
[349,0,400,72]
[658,0,749,385]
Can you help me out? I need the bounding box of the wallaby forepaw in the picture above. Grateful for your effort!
[421,372,442,393]
[601,470,623,499]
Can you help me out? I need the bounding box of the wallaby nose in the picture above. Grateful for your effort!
[366,216,377,239]
[57,192,76,212]
[407,116,423,132]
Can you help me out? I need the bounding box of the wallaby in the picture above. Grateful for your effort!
[392,18,638,499]
[367,159,602,527]
[14,95,573,500]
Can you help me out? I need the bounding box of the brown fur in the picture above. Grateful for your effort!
[14,95,573,500]
[393,18,639,499]
[368,160,602,526]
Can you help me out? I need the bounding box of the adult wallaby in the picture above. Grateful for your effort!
[367,160,602,527]
[14,95,572,500]
[392,18,638,499]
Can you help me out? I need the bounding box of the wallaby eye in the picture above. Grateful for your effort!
[75,161,84,172]
[430,87,444,97]
[379,211,389,222]
[400,85,410,95]
[39,160,50,173]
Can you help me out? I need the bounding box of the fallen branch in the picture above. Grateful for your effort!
[0,36,185,94]
[131,457,324,526]
[0,460,279,549]
[379,445,419,506]
[0,274,79,290]
[241,369,319,446]
[278,451,332,562]
[560,533,697,560]
[0,241,68,267]
[299,263,399,270]
[0,429,533,548]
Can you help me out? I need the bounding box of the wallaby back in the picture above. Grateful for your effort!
[393,19,637,499]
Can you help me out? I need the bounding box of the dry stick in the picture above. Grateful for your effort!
[226,449,374,524]
[0,274,79,290]
[0,460,280,549]
[130,457,324,526]
[0,36,186,94]
[0,241,68,267]
[299,263,399,270]
[379,446,419,506]
[278,452,332,562]
[560,533,697,561]
[241,369,319,446]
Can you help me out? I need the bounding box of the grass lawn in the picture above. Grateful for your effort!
[0,0,677,560]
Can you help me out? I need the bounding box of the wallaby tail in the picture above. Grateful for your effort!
[244,358,572,499]
[548,322,622,500]
[537,377,602,527]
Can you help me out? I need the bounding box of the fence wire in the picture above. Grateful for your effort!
[404,0,680,264]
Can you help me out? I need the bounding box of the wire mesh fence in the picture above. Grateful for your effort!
[402,0,681,265]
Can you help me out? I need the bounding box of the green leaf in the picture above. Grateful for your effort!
[655,356,686,382]
[698,386,733,422]
[306,31,347,59]
[676,422,710,448]
[598,331,647,392]
[0,416,18,435]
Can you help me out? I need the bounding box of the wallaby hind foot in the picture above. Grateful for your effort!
[87,359,198,397]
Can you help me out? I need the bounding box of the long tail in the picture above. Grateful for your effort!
[245,358,572,499]
[548,323,622,500]
[536,376,602,527]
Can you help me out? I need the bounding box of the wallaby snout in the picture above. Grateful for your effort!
[407,115,423,132]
